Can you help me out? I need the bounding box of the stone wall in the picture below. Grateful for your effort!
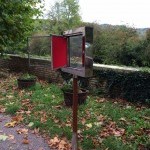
[0,55,63,83]
[0,55,139,88]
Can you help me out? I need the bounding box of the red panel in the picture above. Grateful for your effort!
[51,36,67,70]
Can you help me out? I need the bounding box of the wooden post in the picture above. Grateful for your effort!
[72,75,78,150]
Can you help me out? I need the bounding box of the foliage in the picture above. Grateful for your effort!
[94,69,150,104]
[19,73,36,80]
[61,80,73,92]
[0,0,43,55]
[61,78,82,92]
[92,24,141,65]
[47,0,82,34]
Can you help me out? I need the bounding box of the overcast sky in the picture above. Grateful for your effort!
[44,0,150,28]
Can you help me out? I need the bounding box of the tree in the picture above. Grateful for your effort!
[140,29,150,66]
[0,0,43,55]
[48,0,81,34]
[92,24,142,66]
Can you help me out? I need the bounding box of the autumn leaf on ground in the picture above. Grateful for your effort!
[48,136,60,148]
[119,117,127,122]
[58,140,68,150]
[48,136,71,150]
[28,122,34,127]
[119,117,129,125]
[22,138,29,144]
[143,116,150,121]
[5,121,17,128]
[38,148,45,150]
[21,99,30,106]
[97,114,105,121]
[16,128,28,134]
[12,115,24,123]
[100,121,125,138]
[53,105,62,110]
[8,134,15,140]
[77,130,84,141]
[25,110,31,116]
[54,119,60,124]
[22,136,29,144]
[96,98,105,103]
[113,128,125,137]
[86,123,92,128]
[94,122,103,127]
[33,128,39,134]
[52,95,55,99]
[81,118,86,125]
[0,134,8,141]
[40,112,47,123]
[6,95,13,99]
[0,105,6,113]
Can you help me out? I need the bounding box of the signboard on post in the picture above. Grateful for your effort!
[51,26,93,150]
[51,26,93,77]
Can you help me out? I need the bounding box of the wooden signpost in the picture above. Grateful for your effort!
[51,26,93,150]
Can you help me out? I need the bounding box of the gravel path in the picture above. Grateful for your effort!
[0,114,50,150]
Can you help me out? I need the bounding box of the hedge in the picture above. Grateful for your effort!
[94,69,150,104]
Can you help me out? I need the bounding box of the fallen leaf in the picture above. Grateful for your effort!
[54,105,62,109]
[126,105,131,109]
[8,134,15,140]
[5,121,17,128]
[113,130,122,137]
[58,140,67,150]
[0,134,8,141]
[53,136,60,144]
[40,113,47,123]
[33,128,39,134]
[52,95,55,99]
[12,115,24,123]
[49,136,60,148]
[94,122,103,126]
[97,114,105,121]
[143,116,150,120]
[96,98,105,103]
[119,117,127,122]
[0,107,6,113]
[81,118,86,125]
[66,123,71,127]
[21,99,30,106]
[86,123,92,128]
[16,128,28,134]
[48,136,71,150]
[22,138,29,144]
[28,122,34,127]
[6,95,13,99]
[38,148,44,150]
[25,110,31,115]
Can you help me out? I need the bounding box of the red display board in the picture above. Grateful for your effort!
[51,36,67,70]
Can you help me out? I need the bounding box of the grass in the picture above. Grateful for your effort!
[0,71,150,150]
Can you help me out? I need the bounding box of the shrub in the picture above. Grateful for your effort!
[94,69,150,104]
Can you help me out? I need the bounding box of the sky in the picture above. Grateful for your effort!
[44,0,150,28]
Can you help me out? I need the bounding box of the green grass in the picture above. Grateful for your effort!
[5,102,21,115]
[0,73,150,150]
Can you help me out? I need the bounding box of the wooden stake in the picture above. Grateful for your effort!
[72,75,78,150]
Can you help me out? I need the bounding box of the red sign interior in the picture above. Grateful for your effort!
[51,36,67,70]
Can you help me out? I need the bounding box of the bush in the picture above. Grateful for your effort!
[94,69,150,104]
